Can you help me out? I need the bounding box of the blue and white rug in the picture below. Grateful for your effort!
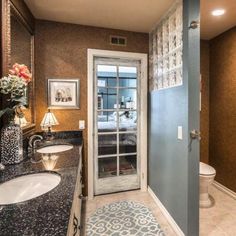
[86,200,165,236]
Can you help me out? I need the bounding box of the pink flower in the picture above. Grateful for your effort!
[9,63,32,84]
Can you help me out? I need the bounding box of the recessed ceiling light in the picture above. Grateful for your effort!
[211,9,225,16]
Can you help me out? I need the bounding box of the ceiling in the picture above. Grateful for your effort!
[24,0,236,39]
[24,0,174,33]
[201,0,236,40]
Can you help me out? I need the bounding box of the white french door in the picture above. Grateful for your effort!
[94,58,141,195]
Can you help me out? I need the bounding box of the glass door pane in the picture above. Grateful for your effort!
[98,134,117,156]
[119,155,137,176]
[97,111,117,132]
[98,157,117,178]
[118,88,137,110]
[119,133,137,153]
[118,111,137,132]
[119,66,137,87]
[97,87,117,110]
[97,65,117,87]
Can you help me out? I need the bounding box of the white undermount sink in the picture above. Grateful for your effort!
[0,173,61,205]
[37,144,73,154]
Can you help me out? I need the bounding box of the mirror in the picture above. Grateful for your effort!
[10,13,32,72]
[10,8,34,127]
[1,0,35,135]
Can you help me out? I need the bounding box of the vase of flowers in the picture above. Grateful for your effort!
[0,63,32,165]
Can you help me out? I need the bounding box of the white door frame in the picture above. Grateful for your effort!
[87,49,147,200]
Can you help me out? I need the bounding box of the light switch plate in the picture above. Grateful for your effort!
[178,126,183,140]
[79,120,85,130]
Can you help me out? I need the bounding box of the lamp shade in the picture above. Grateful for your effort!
[40,110,59,128]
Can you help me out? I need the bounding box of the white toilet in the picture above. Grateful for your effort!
[199,162,216,208]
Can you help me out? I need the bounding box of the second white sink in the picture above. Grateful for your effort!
[0,173,61,205]
[37,144,73,154]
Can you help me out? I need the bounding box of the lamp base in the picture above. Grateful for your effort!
[43,127,55,141]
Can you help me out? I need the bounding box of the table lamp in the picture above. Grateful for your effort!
[40,109,59,140]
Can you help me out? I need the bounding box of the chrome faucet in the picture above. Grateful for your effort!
[28,135,43,152]
[28,135,43,163]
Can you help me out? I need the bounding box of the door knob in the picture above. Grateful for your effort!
[189,129,201,152]
[189,20,199,29]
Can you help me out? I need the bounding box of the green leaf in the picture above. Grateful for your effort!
[11,96,27,106]
[0,108,13,118]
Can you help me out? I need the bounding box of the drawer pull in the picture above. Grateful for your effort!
[78,194,83,199]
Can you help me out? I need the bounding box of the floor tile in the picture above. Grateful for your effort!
[85,185,236,235]
[200,185,236,236]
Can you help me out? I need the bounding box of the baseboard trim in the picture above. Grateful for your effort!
[213,181,236,200]
[148,187,185,236]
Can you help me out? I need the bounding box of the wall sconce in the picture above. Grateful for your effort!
[40,109,59,140]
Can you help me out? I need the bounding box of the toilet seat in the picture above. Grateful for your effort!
[200,162,216,176]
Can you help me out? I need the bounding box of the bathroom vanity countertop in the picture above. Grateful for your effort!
[0,137,83,236]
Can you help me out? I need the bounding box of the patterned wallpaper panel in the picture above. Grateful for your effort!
[35,20,149,195]
[149,2,183,91]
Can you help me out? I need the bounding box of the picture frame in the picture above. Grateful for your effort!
[47,79,80,109]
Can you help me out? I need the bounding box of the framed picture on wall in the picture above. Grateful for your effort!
[48,79,80,109]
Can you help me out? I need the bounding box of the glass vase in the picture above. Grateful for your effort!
[0,121,23,165]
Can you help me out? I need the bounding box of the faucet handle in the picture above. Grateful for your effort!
[33,139,42,148]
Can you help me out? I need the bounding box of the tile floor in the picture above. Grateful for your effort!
[85,186,236,236]
[200,185,236,236]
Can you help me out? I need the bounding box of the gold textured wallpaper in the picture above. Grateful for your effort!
[209,27,236,192]
[35,20,149,194]
[200,40,210,164]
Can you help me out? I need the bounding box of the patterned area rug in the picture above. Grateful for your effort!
[86,200,165,236]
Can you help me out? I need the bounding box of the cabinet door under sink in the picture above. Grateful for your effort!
[67,155,82,236]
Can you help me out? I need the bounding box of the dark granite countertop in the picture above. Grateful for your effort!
[0,131,83,236]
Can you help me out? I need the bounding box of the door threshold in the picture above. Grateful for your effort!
[95,188,141,197]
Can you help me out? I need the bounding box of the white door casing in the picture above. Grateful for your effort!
[87,49,147,199]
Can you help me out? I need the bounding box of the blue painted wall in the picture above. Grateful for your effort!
[149,85,189,233]
[148,0,200,235]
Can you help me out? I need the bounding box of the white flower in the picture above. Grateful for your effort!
[0,76,12,94]
[0,75,27,96]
